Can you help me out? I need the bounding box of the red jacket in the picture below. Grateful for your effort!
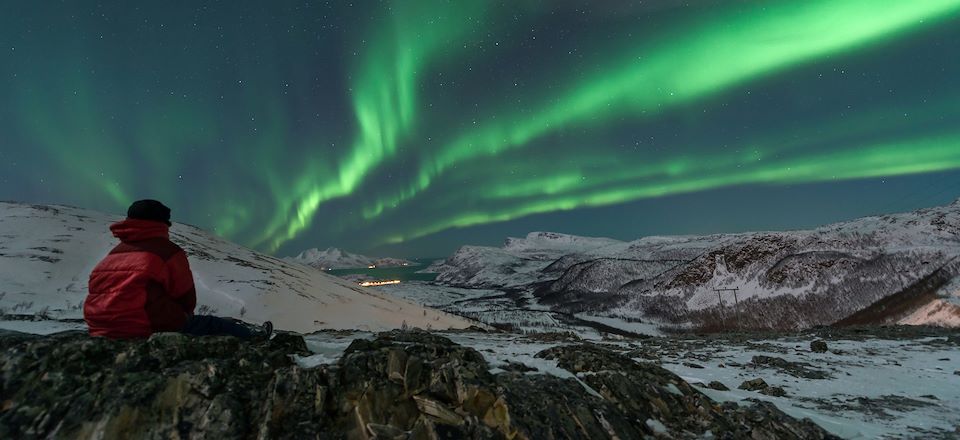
[84,219,197,338]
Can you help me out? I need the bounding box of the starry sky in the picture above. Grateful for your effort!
[2,1,960,258]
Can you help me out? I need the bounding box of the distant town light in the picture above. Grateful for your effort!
[359,279,401,287]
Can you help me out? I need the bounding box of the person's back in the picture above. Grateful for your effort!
[85,200,196,338]
[85,199,271,340]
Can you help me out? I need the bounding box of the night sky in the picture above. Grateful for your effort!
[3,1,960,257]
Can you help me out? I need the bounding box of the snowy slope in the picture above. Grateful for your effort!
[426,232,623,288]
[0,202,473,333]
[598,201,960,329]
[428,201,960,330]
[286,247,414,270]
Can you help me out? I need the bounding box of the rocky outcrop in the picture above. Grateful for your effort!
[0,330,837,439]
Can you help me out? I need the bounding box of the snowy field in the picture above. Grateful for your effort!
[302,329,960,439]
[378,281,606,335]
[652,334,960,439]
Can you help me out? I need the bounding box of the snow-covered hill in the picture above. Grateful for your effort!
[286,247,414,270]
[426,232,622,288]
[0,202,472,333]
[429,202,960,330]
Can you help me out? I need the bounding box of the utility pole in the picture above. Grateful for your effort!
[713,287,741,330]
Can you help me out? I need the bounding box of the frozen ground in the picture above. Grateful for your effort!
[378,281,620,336]
[0,319,86,335]
[302,328,960,439]
[649,334,960,439]
[5,313,956,438]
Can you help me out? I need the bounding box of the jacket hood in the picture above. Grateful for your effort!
[110,218,170,243]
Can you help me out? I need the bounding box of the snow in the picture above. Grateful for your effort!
[645,418,668,434]
[573,313,664,336]
[427,232,624,288]
[285,247,413,270]
[300,328,960,439]
[0,319,86,335]
[653,336,960,439]
[502,231,621,254]
[899,299,960,327]
[426,200,960,330]
[296,331,372,368]
[0,202,474,334]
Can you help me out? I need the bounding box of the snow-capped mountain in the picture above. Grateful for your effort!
[286,247,414,270]
[431,202,960,329]
[0,202,472,333]
[426,232,622,288]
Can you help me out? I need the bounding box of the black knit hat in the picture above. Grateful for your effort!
[127,199,172,226]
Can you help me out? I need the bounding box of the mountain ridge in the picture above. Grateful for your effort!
[286,246,415,270]
[428,201,960,330]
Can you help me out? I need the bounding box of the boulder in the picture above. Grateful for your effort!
[706,381,730,391]
[739,378,770,391]
[760,386,788,397]
[810,340,828,353]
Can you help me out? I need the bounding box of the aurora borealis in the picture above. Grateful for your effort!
[2,1,960,257]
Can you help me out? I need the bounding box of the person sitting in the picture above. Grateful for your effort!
[84,199,271,339]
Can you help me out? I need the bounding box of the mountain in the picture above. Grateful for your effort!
[286,247,415,270]
[426,232,622,288]
[0,202,473,333]
[430,202,960,330]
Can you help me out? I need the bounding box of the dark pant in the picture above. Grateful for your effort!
[181,315,253,338]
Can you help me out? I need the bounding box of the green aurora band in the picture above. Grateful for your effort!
[355,0,960,224]
[250,2,491,250]
[372,131,960,244]
[3,1,959,254]
[262,0,960,250]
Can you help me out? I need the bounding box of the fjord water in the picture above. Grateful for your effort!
[327,260,440,282]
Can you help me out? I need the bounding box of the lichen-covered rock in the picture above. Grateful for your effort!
[705,381,730,391]
[760,386,788,397]
[0,330,838,439]
[739,378,770,391]
[810,340,829,353]
[535,344,831,438]
[0,330,320,439]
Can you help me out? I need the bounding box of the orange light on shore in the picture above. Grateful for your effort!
[359,279,401,287]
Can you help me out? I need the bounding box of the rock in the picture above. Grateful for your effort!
[682,362,705,369]
[954,370,959,376]
[534,344,836,438]
[749,355,832,379]
[366,422,406,439]
[523,331,581,343]
[760,386,788,397]
[0,331,324,439]
[706,381,729,391]
[413,395,464,426]
[739,378,770,391]
[0,330,838,439]
[810,340,829,353]
[500,361,537,373]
